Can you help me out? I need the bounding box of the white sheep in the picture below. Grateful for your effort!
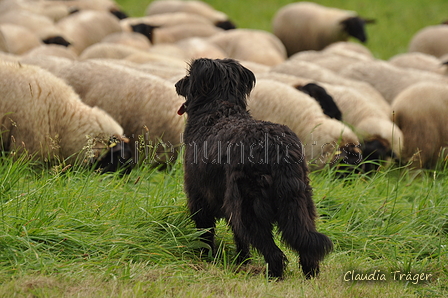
[408,24,448,58]
[316,83,404,162]
[248,79,362,169]
[124,50,187,68]
[0,29,8,52]
[20,55,74,77]
[271,59,391,114]
[79,43,144,60]
[22,44,78,60]
[175,37,227,60]
[288,45,373,73]
[254,72,402,169]
[0,0,71,22]
[152,23,223,44]
[391,81,448,169]
[0,61,131,171]
[207,29,288,66]
[56,60,186,165]
[272,2,374,56]
[120,12,212,30]
[101,32,152,51]
[323,41,374,58]
[145,0,236,30]
[56,10,122,55]
[0,10,71,47]
[339,59,448,103]
[388,52,448,75]
[0,24,42,55]
[44,0,128,20]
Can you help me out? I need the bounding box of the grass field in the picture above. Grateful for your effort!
[1,1,448,297]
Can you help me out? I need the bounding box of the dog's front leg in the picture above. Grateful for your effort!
[188,197,217,259]
[233,233,251,265]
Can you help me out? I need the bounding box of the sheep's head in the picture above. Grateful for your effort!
[340,16,375,43]
[85,134,133,174]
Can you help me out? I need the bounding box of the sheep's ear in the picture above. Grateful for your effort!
[363,18,376,24]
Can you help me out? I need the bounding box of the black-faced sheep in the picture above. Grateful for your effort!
[0,61,132,172]
[248,79,362,170]
[145,0,236,30]
[272,2,374,56]
[56,60,185,165]
[312,83,403,169]
[408,24,448,58]
[391,81,448,169]
[207,29,288,66]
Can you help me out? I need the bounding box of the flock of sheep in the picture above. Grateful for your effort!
[0,0,447,172]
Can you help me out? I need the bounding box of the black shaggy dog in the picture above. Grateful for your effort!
[175,58,333,279]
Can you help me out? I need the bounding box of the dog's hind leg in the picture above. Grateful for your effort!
[225,174,288,278]
[275,178,333,278]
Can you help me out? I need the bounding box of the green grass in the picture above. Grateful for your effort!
[0,151,447,297]
[117,0,448,60]
[1,1,448,297]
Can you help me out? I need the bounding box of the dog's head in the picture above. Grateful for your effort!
[175,58,256,116]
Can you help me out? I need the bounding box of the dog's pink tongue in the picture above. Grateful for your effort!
[177,103,186,115]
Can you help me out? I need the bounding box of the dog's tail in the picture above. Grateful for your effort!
[275,175,333,278]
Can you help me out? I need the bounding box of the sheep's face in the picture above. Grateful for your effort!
[87,135,133,174]
[340,17,370,43]
[332,143,363,176]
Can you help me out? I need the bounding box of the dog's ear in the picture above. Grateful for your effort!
[233,60,256,98]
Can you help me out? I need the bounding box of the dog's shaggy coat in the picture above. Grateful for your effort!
[175,58,333,279]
